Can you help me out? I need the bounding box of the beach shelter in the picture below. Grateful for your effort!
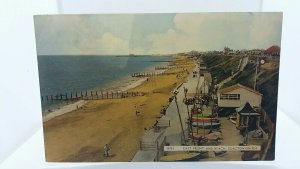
[236,102,261,130]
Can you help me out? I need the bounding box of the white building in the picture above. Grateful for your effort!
[200,63,207,71]
[217,83,262,108]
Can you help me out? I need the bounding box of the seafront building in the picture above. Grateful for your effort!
[217,83,262,109]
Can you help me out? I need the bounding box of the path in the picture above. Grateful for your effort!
[216,56,248,88]
[132,63,203,161]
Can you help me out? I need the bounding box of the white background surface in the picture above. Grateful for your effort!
[0,0,300,168]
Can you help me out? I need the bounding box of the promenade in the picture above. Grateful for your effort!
[132,63,205,161]
[132,58,244,161]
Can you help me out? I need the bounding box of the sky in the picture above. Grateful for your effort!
[34,13,282,55]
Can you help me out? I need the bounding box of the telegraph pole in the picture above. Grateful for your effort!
[254,56,259,91]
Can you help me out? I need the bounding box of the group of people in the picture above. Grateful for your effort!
[200,95,211,107]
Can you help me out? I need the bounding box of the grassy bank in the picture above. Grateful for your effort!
[202,55,240,83]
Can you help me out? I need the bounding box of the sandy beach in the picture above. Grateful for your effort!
[43,56,195,162]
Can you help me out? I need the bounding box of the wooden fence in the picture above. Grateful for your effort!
[260,109,275,160]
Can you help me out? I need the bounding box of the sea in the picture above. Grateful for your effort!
[37,55,171,113]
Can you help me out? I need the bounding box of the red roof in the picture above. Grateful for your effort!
[265,45,280,55]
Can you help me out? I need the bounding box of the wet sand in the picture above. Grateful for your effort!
[43,100,87,122]
[43,56,195,162]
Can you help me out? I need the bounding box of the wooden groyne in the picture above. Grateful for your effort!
[131,71,186,78]
[155,66,179,70]
[41,90,145,102]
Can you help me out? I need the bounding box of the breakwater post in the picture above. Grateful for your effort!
[41,90,146,102]
[132,71,186,78]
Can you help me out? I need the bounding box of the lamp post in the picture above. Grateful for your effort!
[184,87,193,144]
[174,94,186,145]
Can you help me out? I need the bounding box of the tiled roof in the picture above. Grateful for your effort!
[219,83,262,96]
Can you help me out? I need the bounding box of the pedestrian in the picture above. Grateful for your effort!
[103,144,111,157]
[154,120,158,126]
[185,88,188,93]
[206,101,209,108]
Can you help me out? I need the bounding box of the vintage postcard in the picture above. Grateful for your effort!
[34,13,282,162]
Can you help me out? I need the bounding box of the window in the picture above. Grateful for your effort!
[220,94,240,100]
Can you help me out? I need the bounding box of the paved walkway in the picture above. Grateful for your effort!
[163,66,204,145]
[132,63,203,161]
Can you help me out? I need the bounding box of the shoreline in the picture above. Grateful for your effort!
[43,55,195,162]
[100,59,168,91]
[42,60,170,122]
[43,100,87,122]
